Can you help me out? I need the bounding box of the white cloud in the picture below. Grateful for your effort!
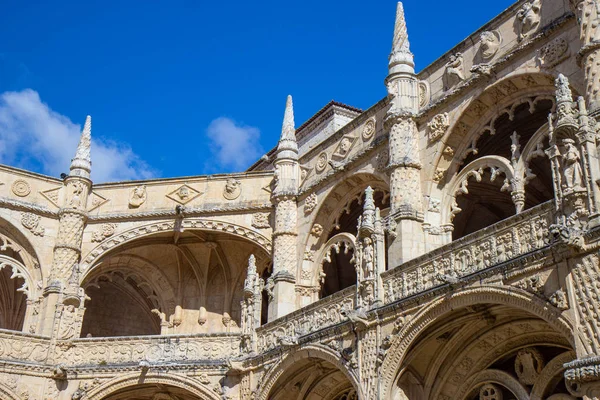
[0,89,155,182]
[205,117,263,172]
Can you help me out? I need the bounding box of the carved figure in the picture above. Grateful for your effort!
[444,53,465,90]
[58,305,77,340]
[129,185,147,208]
[223,178,242,200]
[480,31,501,60]
[517,0,541,41]
[561,139,584,192]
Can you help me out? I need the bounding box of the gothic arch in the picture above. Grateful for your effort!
[80,218,272,271]
[256,344,363,400]
[0,216,43,288]
[84,372,219,400]
[380,285,578,399]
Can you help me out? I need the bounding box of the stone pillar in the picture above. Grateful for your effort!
[240,255,263,354]
[570,0,600,113]
[39,116,92,339]
[269,96,300,321]
[384,2,425,266]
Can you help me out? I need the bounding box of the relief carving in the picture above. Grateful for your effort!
[538,36,569,67]
[315,152,328,173]
[517,0,541,41]
[479,30,501,60]
[362,118,376,141]
[166,184,202,205]
[251,213,271,229]
[311,224,324,238]
[223,178,242,200]
[11,180,31,197]
[444,53,465,91]
[332,135,357,159]
[91,223,117,242]
[427,112,450,143]
[129,185,147,208]
[21,213,45,236]
[304,193,318,214]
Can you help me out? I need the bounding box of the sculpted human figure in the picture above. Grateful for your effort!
[562,138,584,192]
[517,0,541,41]
[480,31,500,60]
[445,53,465,89]
[129,185,147,208]
[223,178,242,200]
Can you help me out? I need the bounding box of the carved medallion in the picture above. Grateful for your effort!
[304,193,318,214]
[362,119,376,141]
[514,347,544,385]
[166,184,202,205]
[479,30,501,60]
[223,178,241,200]
[315,152,328,173]
[418,81,430,108]
[11,180,31,197]
[332,135,357,160]
[480,383,503,400]
[21,213,45,236]
[129,185,147,208]
[427,113,450,143]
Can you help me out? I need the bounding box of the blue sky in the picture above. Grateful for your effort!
[0,0,515,182]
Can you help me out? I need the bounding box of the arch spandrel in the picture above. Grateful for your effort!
[379,285,579,399]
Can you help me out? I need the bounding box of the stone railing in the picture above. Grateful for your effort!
[257,286,355,352]
[382,201,554,303]
[56,333,242,366]
[0,329,50,364]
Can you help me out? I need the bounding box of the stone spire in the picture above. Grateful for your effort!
[276,95,298,161]
[70,115,92,179]
[389,2,415,75]
[360,186,376,234]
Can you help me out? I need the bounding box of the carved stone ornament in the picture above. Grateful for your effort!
[129,185,147,208]
[166,184,202,205]
[433,168,446,183]
[514,347,544,385]
[479,30,501,60]
[332,135,357,159]
[11,180,31,197]
[223,178,242,200]
[427,113,450,143]
[315,152,328,173]
[517,0,541,41]
[549,288,569,310]
[479,383,503,400]
[362,118,376,141]
[418,81,430,108]
[311,224,324,238]
[91,223,117,242]
[40,187,61,208]
[21,212,45,236]
[251,213,270,229]
[304,193,318,214]
[88,191,109,212]
[538,36,569,68]
[444,53,465,91]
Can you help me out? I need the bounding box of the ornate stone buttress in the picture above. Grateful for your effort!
[269,95,300,320]
[384,2,425,263]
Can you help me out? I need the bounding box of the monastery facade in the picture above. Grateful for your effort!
[0,0,599,398]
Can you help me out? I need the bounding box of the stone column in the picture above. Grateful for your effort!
[384,2,425,266]
[570,0,600,113]
[269,96,300,321]
[39,116,92,339]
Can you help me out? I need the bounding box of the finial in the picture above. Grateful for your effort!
[359,186,376,234]
[555,74,573,104]
[70,115,92,179]
[276,95,298,161]
[389,2,414,74]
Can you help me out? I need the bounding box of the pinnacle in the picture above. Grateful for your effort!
[392,2,411,55]
[70,115,92,176]
[276,95,298,160]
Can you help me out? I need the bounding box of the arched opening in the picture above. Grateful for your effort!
[264,355,358,400]
[0,263,27,331]
[99,384,208,400]
[387,293,575,400]
[319,187,389,299]
[81,228,270,337]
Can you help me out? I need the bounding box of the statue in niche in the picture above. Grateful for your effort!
[129,185,147,208]
[444,53,465,90]
[562,139,584,193]
[223,178,242,200]
[58,305,77,340]
[362,237,374,280]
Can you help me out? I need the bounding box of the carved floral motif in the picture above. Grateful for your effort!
[21,213,45,236]
[251,213,271,229]
[11,180,31,197]
[304,193,318,214]
[91,223,117,242]
[427,113,450,143]
[362,118,376,140]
